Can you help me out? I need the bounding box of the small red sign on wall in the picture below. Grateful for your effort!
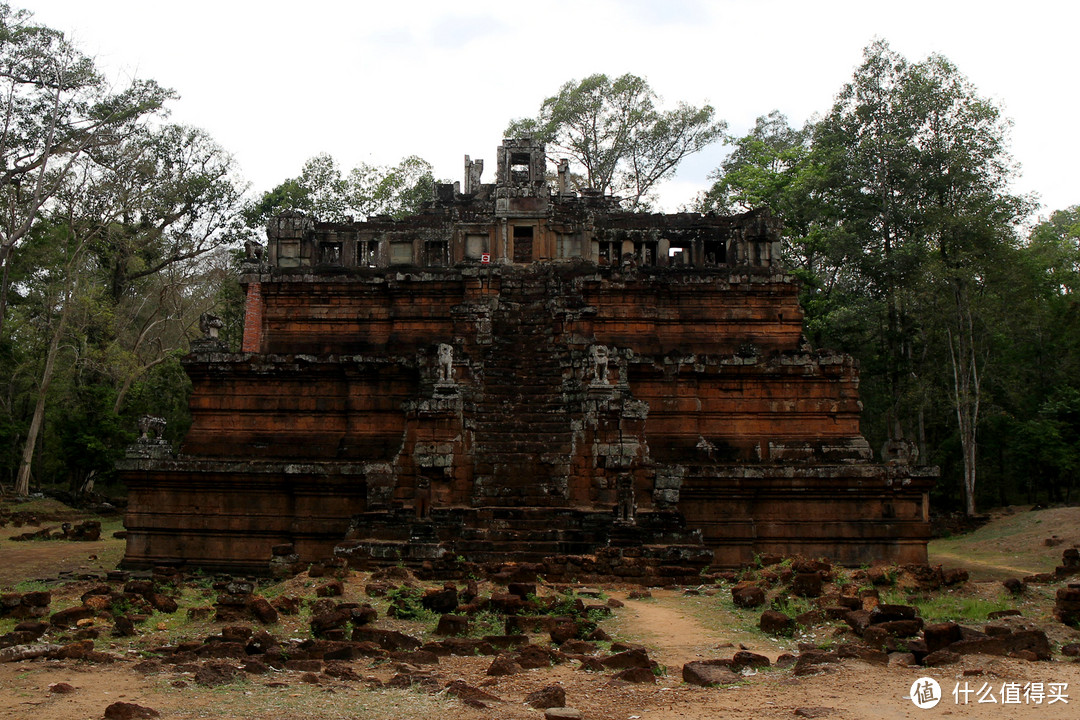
[481,253,491,264]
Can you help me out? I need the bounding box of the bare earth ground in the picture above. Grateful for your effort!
[927,506,1080,580]
[0,500,123,588]
[1,502,1079,720]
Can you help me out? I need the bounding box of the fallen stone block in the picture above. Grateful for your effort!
[103,702,159,719]
[759,609,795,636]
[525,684,566,709]
[600,647,650,670]
[351,628,421,652]
[545,709,583,720]
[444,679,503,708]
[731,584,765,608]
[612,667,655,683]
[485,653,522,676]
[682,660,740,686]
[0,643,62,663]
[792,572,823,598]
[50,605,95,628]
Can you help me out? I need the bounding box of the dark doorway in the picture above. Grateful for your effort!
[513,226,534,263]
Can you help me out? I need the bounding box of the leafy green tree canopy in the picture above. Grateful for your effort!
[506,73,726,208]
[0,2,173,335]
[697,111,833,285]
[700,111,812,214]
[1026,206,1080,296]
[244,153,436,226]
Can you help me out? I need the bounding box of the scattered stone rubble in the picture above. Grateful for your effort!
[1,552,1078,720]
[9,519,101,542]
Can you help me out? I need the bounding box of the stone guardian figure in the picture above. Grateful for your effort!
[590,345,610,386]
[437,343,454,384]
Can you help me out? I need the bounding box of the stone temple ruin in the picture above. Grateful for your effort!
[118,139,936,580]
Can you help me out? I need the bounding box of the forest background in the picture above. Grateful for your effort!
[0,4,1076,518]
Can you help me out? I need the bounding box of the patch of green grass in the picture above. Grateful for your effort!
[109,596,134,617]
[549,590,585,617]
[678,586,775,645]
[586,606,610,623]
[143,609,210,641]
[919,595,1016,623]
[461,609,503,638]
[813,637,836,651]
[384,585,435,622]
[882,588,1016,623]
[12,579,52,592]
[185,570,215,589]
[97,517,125,535]
[772,595,814,620]
[0,498,75,515]
[258,579,291,599]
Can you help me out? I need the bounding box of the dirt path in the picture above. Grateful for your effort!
[0,532,124,589]
[617,595,725,669]
[927,549,1038,580]
[613,589,760,669]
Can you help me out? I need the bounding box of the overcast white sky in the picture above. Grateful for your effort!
[22,0,1080,219]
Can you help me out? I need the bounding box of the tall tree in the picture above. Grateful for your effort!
[9,123,245,496]
[0,4,171,337]
[814,40,1030,515]
[506,73,725,208]
[11,172,98,496]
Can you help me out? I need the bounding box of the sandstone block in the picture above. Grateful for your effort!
[731,585,765,608]
[682,660,740,686]
[759,609,795,636]
[525,684,566,709]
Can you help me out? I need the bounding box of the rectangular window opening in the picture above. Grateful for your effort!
[703,240,726,266]
[598,240,619,266]
[635,240,659,266]
[319,242,343,266]
[424,240,449,267]
[669,246,689,265]
[358,239,378,267]
[509,152,531,184]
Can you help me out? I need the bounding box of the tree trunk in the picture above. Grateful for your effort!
[947,279,983,517]
[79,469,96,496]
[0,244,11,339]
[14,287,72,496]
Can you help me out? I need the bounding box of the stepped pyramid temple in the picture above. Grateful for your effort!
[118,139,936,580]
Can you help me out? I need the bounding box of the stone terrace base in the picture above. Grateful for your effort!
[120,459,368,575]
[680,464,938,568]
[121,456,933,577]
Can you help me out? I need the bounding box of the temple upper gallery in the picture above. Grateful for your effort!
[118,138,935,579]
